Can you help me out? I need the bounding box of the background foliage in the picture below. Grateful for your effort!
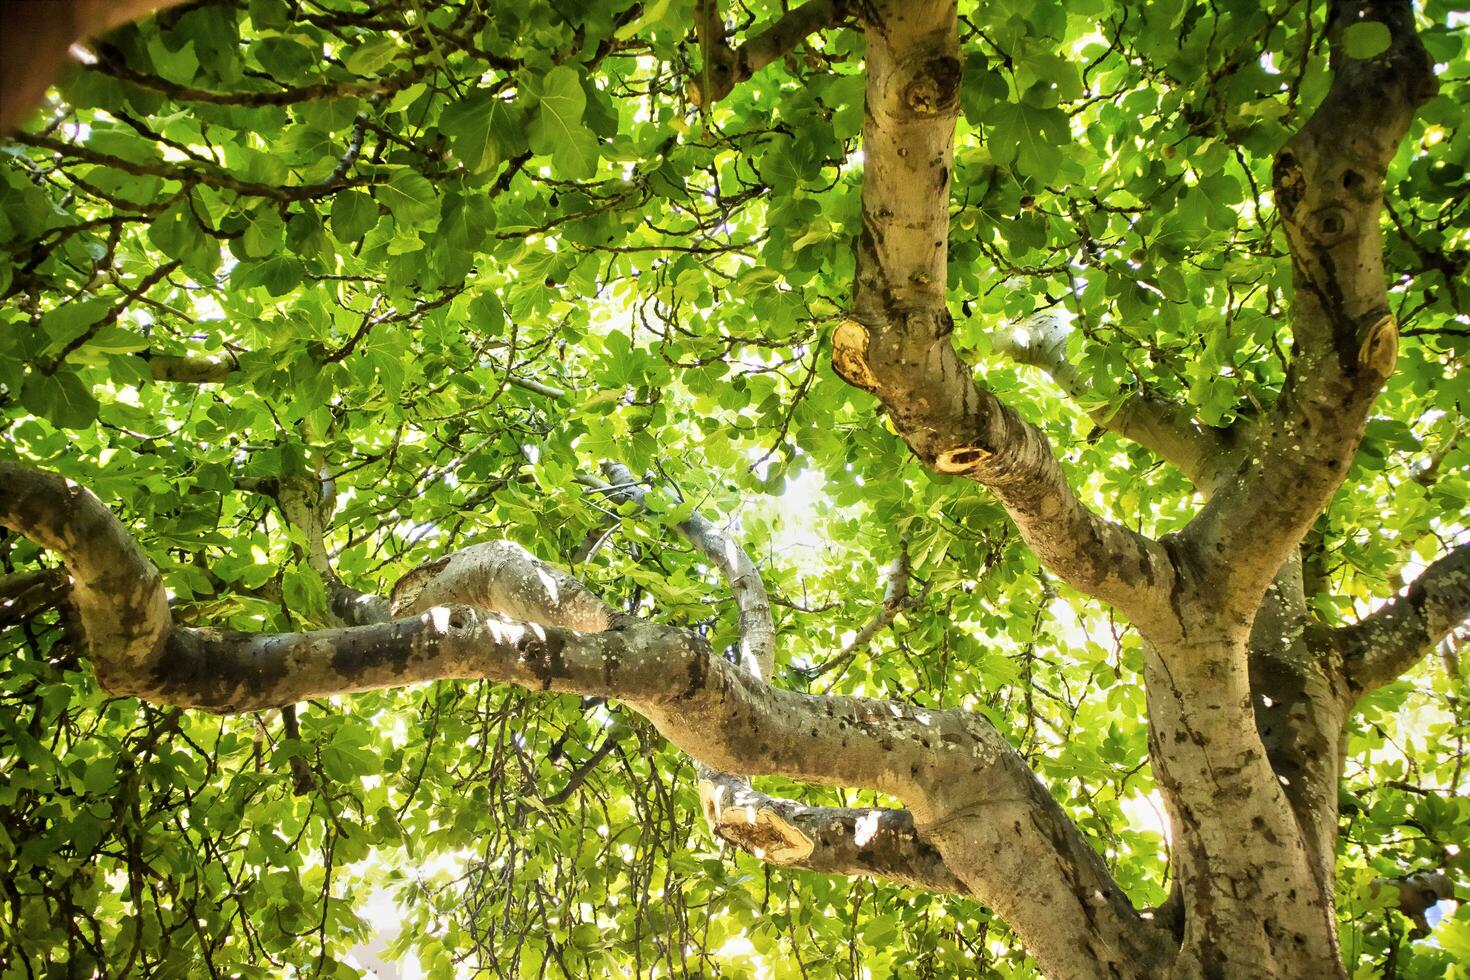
[1,0,1467,975]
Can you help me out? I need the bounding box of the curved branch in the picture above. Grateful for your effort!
[12,132,385,203]
[802,541,912,682]
[1338,542,1470,696]
[833,6,1177,640]
[993,313,1232,490]
[698,772,971,896]
[693,0,854,105]
[0,459,171,694]
[1181,1,1436,620]
[390,540,624,633]
[389,523,967,895]
[89,56,431,107]
[586,464,775,679]
[1,458,1165,973]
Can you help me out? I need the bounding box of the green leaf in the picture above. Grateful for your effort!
[986,101,1070,178]
[20,370,99,429]
[330,190,380,242]
[37,300,109,352]
[1343,21,1392,60]
[467,292,505,337]
[528,66,598,179]
[240,206,285,258]
[233,255,304,296]
[148,197,220,274]
[282,565,329,622]
[440,91,519,174]
[377,171,438,225]
[345,36,399,75]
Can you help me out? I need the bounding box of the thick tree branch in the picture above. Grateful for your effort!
[829,2,1177,640]
[1181,0,1436,623]
[0,459,171,695]
[389,533,972,894]
[0,458,1163,976]
[993,312,1232,490]
[698,772,971,896]
[692,0,852,105]
[1337,542,1470,696]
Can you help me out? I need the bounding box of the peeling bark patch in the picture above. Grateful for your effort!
[715,807,815,863]
[389,555,451,615]
[832,318,880,391]
[1356,312,1398,378]
[934,447,990,473]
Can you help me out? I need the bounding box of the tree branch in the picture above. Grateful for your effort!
[692,0,853,105]
[0,458,1164,972]
[0,459,171,696]
[584,464,775,679]
[12,132,386,203]
[143,351,241,384]
[0,566,69,626]
[88,55,431,107]
[992,312,1232,490]
[1337,542,1470,696]
[1180,0,1437,621]
[1371,871,1454,937]
[140,347,564,400]
[830,3,1177,639]
[698,772,971,896]
[802,540,913,682]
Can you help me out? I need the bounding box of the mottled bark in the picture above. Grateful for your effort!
[0,458,1163,974]
[817,0,1441,976]
[831,1,1179,640]
[0,460,171,695]
[1337,542,1470,696]
[1182,0,1436,626]
[1137,4,1436,975]
[2,0,1452,975]
[1248,557,1349,887]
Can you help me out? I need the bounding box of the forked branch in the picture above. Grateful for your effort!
[992,312,1233,490]
[1181,0,1436,619]
[0,457,1161,977]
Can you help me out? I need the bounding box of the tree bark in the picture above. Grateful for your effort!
[0,457,1174,979]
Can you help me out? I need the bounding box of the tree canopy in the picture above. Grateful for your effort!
[1,0,1468,977]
